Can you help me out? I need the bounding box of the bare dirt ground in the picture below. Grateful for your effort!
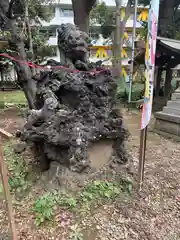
[0,107,180,240]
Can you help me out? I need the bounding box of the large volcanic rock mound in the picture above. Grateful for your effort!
[19,23,130,175]
[21,68,129,173]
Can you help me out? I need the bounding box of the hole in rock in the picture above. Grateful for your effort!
[88,139,113,169]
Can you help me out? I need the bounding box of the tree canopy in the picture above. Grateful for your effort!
[0,0,55,108]
[90,2,114,38]
[5,0,54,22]
[90,0,180,39]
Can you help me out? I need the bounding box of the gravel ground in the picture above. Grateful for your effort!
[81,110,180,240]
[0,108,180,239]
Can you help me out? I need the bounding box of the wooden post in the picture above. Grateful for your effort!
[138,126,147,191]
[0,137,17,239]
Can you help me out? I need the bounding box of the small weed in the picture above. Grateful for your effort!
[151,194,162,212]
[58,194,77,211]
[3,142,30,193]
[33,191,58,226]
[33,191,77,226]
[80,180,120,202]
[77,180,121,216]
[169,232,180,240]
[70,224,84,240]
[119,178,133,195]
[33,179,131,226]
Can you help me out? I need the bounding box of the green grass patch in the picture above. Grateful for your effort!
[2,141,31,195]
[117,81,144,102]
[0,90,27,108]
[0,143,133,228]
[33,179,132,227]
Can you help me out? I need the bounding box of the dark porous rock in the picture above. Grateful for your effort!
[15,129,22,138]
[20,23,131,185]
[13,142,26,154]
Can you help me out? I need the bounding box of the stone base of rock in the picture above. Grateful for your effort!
[154,83,180,140]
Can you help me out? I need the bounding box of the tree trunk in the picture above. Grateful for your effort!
[112,0,123,78]
[10,20,36,109]
[112,13,122,77]
[25,4,36,75]
[73,8,89,32]
[112,0,133,78]
[0,0,36,109]
[72,0,96,33]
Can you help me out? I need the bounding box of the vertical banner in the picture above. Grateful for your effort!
[140,0,160,129]
[138,0,160,191]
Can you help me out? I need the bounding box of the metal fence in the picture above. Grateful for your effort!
[0,68,19,91]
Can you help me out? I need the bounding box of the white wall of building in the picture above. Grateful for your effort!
[50,0,129,7]
[42,0,144,49]
[41,0,145,63]
[41,0,144,29]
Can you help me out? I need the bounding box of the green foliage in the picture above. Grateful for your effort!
[138,21,148,40]
[33,179,131,226]
[58,194,77,211]
[0,31,12,71]
[0,101,4,109]
[81,180,120,202]
[0,91,27,108]
[33,191,77,226]
[89,0,150,39]
[31,29,57,62]
[13,0,54,22]
[166,23,180,40]
[119,178,133,196]
[90,2,113,26]
[70,224,84,240]
[0,30,11,40]
[33,191,58,226]
[138,0,180,39]
[117,81,144,102]
[90,2,114,38]
[1,0,55,64]
[3,142,30,193]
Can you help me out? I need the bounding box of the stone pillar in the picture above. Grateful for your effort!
[155,67,162,97]
[164,68,172,100]
[154,66,158,88]
[177,69,180,78]
[175,78,180,91]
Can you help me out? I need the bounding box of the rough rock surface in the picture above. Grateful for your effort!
[20,23,129,175]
